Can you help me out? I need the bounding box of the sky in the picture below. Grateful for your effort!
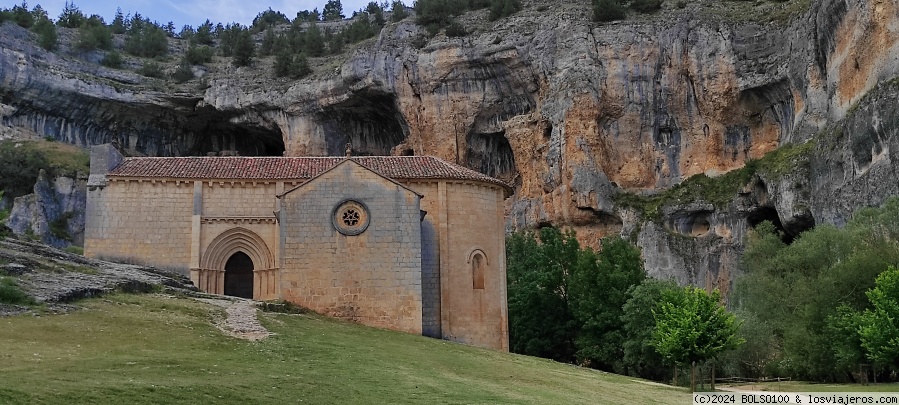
[7,0,407,29]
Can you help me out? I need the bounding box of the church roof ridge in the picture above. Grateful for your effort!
[107,155,511,189]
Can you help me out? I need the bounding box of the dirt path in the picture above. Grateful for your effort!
[195,298,272,341]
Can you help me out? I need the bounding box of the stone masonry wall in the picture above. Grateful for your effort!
[280,161,423,334]
[442,182,508,351]
[202,182,278,217]
[402,180,509,351]
[85,179,193,272]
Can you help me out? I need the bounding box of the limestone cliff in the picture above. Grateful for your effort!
[6,170,86,248]
[1,0,897,291]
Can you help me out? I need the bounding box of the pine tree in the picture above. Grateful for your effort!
[56,1,85,28]
[32,18,57,51]
[390,1,408,22]
[323,0,344,21]
[111,8,126,34]
[231,29,255,67]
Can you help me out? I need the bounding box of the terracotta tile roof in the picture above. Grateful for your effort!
[107,156,511,189]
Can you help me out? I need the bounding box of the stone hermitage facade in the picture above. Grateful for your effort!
[85,144,510,350]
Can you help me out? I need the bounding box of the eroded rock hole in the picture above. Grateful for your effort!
[318,90,409,156]
[187,121,286,157]
[670,211,713,237]
[466,131,516,181]
[747,207,794,244]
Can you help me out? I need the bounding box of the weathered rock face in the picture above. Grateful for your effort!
[1,0,897,290]
[5,171,86,248]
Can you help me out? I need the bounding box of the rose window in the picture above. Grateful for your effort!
[332,200,369,235]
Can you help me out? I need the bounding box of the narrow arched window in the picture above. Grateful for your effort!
[472,253,485,290]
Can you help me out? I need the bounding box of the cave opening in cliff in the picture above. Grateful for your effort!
[186,123,286,157]
[466,131,516,181]
[747,207,795,244]
[317,90,409,156]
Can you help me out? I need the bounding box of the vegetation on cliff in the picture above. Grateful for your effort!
[0,140,88,198]
[614,141,814,221]
[730,198,899,381]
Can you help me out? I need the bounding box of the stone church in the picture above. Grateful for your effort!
[84,144,510,351]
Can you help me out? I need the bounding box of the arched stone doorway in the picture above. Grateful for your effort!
[224,251,254,299]
[194,227,280,300]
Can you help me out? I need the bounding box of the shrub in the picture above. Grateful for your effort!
[0,142,51,198]
[0,277,34,306]
[100,51,123,68]
[185,45,213,65]
[488,0,521,21]
[445,22,466,37]
[137,61,163,78]
[172,59,194,83]
[594,0,626,22]
[49,212,74,241]
[76,22,112,51]
[630,0,663,13]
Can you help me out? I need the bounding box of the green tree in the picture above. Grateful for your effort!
[194,19,214,45]
[858,266,899,372]
[124,17,168,58]
[593,0,625,22]
[734,199,899,382]
[323,0,345,21]
[506,228,581,362]
[252,7,289,32]
[274,50,293,77]
[75,18,112,51]
[621,279,679,381]
[653,287,743,392]
[231,28,255,67]
[12,2,34,28]
[259,26,277,56]
[32,17,57,51]
[390,1,408,21]
[289,54,312,79]
[304,23,326,57]
[111,8,126,34]
[56,1,85,28]
[570,236,646,372]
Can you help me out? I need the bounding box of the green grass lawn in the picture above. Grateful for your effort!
[0,293,690,404]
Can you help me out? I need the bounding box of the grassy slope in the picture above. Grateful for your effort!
[0,294,689,405]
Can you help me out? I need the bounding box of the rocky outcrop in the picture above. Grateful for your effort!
[5,170,86,248]
[0,236,195,307]
[1,0,898,291]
